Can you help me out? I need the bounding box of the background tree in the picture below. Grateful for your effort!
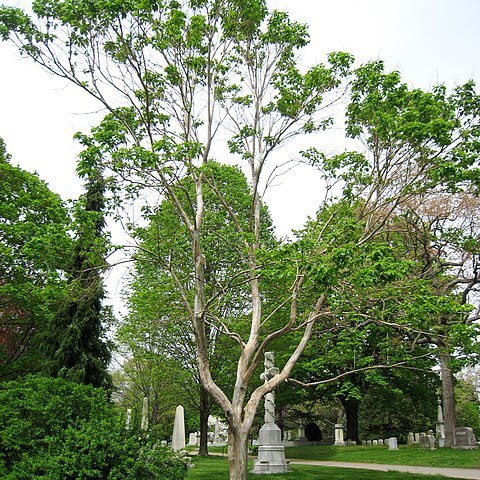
[395,192,480,446]
[287,201,440,442]
[0,137,71,380]
[112,355,195,439]
[358,368,439,441]
[45,158,112,388]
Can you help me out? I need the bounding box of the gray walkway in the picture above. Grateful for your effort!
[289,459,480,479]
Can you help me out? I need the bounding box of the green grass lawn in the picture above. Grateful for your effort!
[186,456,470,480]
[284,444,480,469]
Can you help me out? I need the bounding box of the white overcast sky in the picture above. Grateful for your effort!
[1,0,480,233]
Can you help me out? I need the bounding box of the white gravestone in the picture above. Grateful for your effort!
[214,418,221,444]
[172,405,186,452]
[297,424,307,442]
[188,432,197,446]
[388,437,398,450]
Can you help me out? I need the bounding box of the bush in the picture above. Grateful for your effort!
[0,375,188,480]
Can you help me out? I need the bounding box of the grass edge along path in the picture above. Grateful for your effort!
[205,444,480,469]
[284,445,480,469]
[186,456,474,480]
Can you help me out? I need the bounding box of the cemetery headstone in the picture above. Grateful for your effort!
[388,437,398,450]
[454,427,477,449]
[214,418,221,444]
[407,432,414,444]
[188,432,197,446]
[372,440,378,445]
[297,424,307,442]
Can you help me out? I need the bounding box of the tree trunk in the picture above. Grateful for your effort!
[339,396,361,443]
[227,426,249,480]
[198,386,211,456]
[439,351,457,447]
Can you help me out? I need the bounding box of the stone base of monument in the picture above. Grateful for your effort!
[252,446,291,474]
[252,423,291,474]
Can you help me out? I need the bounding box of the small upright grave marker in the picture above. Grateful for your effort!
[388,437,398,450]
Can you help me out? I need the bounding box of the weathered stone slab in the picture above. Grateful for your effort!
[454,427,477,449]
[388,437,398,450]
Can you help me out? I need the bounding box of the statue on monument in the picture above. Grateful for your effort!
[252,351,291,474]
[260,351,279,424]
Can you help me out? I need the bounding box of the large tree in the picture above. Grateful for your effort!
[329,61,480,447]
[288,61,480,446]
[285,201,441,442]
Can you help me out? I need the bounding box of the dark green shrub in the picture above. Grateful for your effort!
[0,375,188,480]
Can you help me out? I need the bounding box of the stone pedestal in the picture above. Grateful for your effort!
[296,425,307,442]
[253,423,290,474]
[334,424,345,446]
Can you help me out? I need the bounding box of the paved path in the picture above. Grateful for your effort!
[289,459,480,479]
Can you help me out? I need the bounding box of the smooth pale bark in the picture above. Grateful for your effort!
[227,426,250,480]
[439,351,457,448]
